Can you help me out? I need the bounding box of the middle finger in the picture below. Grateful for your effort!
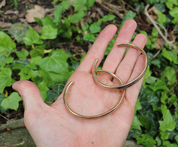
[101,20,137,79]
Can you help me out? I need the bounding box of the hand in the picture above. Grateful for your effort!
[13,19,147,147]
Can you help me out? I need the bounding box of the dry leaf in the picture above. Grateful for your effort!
[4,10,19,15]
[25,5,46,23]
[96,8,104,17]
[19,18,29,25]
[146,6,158,24]
[45,8,55,13]
[0,0,6,9]
[33,25,42,34]
[148,6,157,15]
[0,21,12,28]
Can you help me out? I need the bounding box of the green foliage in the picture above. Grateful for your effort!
[23,27,43,46]
[8,23,29,42]
[137,134,156,147]
[0,0,178,146]
[159,109,176,132]
[9,0,19,8]
[1,92,22,111]
[0,32,16,52]
[41,25,58,40]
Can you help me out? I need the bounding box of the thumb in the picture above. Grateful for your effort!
[12,80,45,110]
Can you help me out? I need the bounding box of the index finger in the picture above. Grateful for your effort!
[77,24,117,73]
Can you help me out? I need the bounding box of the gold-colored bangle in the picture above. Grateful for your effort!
[63,71,125,119]
[92,43,148,90]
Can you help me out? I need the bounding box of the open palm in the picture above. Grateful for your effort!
[13,20,147,147]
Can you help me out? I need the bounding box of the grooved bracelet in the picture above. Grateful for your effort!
[92,43,148,90]
[63,71,125,119]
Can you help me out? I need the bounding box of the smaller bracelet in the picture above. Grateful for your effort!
[92,43,148,90]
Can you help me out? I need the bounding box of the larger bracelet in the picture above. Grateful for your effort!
[63,71,125,119]
[92,43,148,90]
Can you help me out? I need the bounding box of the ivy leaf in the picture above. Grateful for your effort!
[149,79,169,92]
[40,70,73,87]
[8,23,29,42]
[148,120,159,136]
[169,7,178,24]
[161,131,170,140]
[168,94,177,106]
[0,68,13,93]
[30,46,44,58]
[16,50,29,59]
[138,109,155,121]
[127,129,142,139]
[14,58,30,66]
[53,1,70,24]
[134,99,142,114]
[86,0,95,8]
[146,76,157,85]
[160,66,176,86]
[161,91,167,104]
[0,32,16,53]
[162,48,178,64]
[23,27,43,46]
[123,10,136,21]
[30,56,42,65]
[163,141,177,147]
[45,82,66,104]
[39,50,69,73]
[166,1,175,9]
[38,82,49,101]
[0,94,6,113]
[157,10,167,25]
[1,92,22,110]
[147,0,159,4]
[155,136,162,146]
[148,94,159,106]
[89,23,101,34]
[29,70,41,85]
[41,24,58,40]
[82,24,89,31]
[151,59,161,68]
[34,17,42,26]
[68,11,85,23]
[41,15,57,28]
[139,116,150,129]
[83,33,96,42]
[130,116,142,130]
[175,135,178,144]
[161,105,167,118]
[137,134,156,147]
[13,63,37,80]
[97,14,115,25]
[159,109,176,132]
[101,15,115,22]
[0,55,6,67]
[155,3,166,13]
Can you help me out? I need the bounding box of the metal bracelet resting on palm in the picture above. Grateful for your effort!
[63,43,148,119]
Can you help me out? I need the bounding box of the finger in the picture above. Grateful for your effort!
[125,55,145,107]
[113,34,147,84]
[101,19,137,79]
[12,80,45,110]
[77,24,117,73]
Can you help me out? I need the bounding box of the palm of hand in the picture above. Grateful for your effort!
[13,20,147,147]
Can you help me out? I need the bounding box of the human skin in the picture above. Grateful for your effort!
[12,19,147,147]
